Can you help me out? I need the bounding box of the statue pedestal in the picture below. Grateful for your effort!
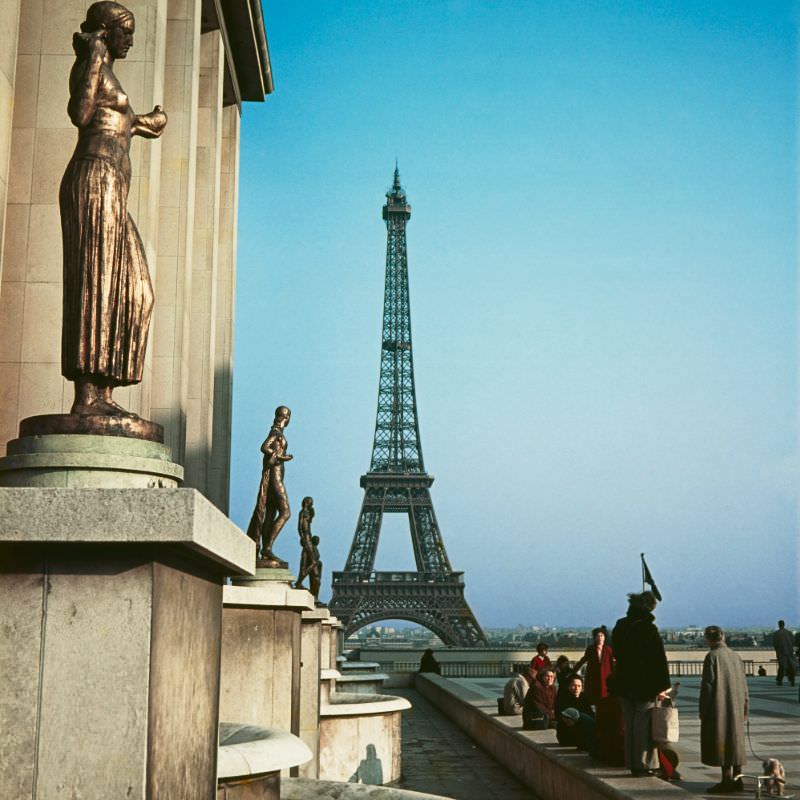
[232,565,295,586]
[0,487,254,800]
[0,433,183,488]
[217,725,311,800]
[219,583,314,761]
[297,607,331,778]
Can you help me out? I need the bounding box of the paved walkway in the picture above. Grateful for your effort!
[452,676,799,797]
[391,688,538,799]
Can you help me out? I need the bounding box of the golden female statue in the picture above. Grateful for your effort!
[61,1,166,416]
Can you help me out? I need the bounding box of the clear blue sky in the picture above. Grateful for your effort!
[230,1,798,630]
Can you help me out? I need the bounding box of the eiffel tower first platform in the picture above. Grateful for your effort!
[330,169,486,647]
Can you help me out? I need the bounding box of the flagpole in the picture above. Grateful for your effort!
[641,553,645,593]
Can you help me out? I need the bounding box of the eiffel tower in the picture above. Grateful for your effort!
[330,168,486,647]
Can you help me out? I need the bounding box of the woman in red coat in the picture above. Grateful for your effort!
[574,626,615,705]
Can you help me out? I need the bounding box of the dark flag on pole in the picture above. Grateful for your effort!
[640,553,662,602]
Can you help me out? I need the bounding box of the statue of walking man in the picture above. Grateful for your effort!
[247,406,293,568]
[295,496,323,600]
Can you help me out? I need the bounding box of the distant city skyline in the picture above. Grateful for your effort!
[231,1,797,629]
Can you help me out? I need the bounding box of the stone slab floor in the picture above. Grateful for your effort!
[391,688,538,799]
[454,676,799,798]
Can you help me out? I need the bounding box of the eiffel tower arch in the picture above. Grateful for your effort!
[330,169,486,647]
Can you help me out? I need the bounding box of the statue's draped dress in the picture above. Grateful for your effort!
[247,428,290,546]
[59,59,153,384]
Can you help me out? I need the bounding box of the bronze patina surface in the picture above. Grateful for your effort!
[246,407,293,569]
[19,413,164,442]
[60,1,166,425]
[294,496,322,600]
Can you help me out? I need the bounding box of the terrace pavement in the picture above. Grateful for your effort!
[392,687,538,799]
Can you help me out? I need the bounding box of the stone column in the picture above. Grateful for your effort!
[0,487,254,799]
[149,0,201,462]
[0,0,167,444]
[183,29,223,497]
[206,103,240,513]
[297,607,329,778]
[0,0,22,286]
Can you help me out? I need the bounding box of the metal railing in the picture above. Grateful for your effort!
[331,571,464,585]
[668,660,756,676]
[377,659,759,678]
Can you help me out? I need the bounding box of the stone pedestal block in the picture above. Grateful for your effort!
[217,724,311,800]
[220,584,314,754]
[232,565,295,586]
[329,617,343,668]
[0,487,254,800]
[0,433,184,487]
[297,607,330,778]
[319,694,411,784]
[320,669,340,706]
[320,617,336,671]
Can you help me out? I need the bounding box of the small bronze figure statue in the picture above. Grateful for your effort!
[247,406,293,568]
[295,496,323,600]
[61,1,166,418]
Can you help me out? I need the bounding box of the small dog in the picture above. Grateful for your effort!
[762,758,786,796]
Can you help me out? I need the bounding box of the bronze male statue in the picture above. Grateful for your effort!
[61,1,166,417]
[295,496,323,600]
[247,406,293,567]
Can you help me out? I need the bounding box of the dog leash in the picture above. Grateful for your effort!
[746,718,765,762]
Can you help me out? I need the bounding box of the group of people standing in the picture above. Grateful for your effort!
[502,590,751,793]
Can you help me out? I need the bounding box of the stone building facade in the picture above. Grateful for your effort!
[0,0,271,512]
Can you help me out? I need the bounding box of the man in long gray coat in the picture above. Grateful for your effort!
[699,626,749,794]
[773,620,796,686]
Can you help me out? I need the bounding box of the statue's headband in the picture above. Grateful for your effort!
[81,1,134,32]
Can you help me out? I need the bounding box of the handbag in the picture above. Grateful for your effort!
[651,698,679,744]
[522,712,548,731]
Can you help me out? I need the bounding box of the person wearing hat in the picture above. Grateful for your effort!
[559,707,597,752]
[700,626,748,794]
[610,591,671,777]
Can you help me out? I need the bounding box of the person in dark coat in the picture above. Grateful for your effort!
[610,591,671,776]
[559,708,597,751]
[523,668,557,729]
[555,675,594,745]
[700,626,749,794]
[554,654,573,688]
[418,648,441,674]
[773,620,796,686]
